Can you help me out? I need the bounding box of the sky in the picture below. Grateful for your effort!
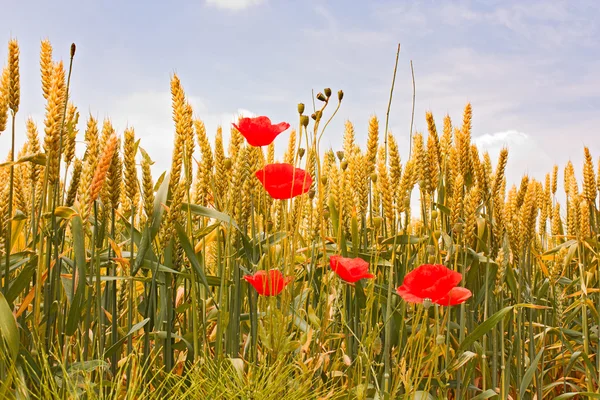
[1,0,599,192]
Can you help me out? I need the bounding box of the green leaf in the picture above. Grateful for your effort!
[328,197,347,256]
[104,318,150,359]
[6,256,36,304]
[54,206,77,219]
[519,348,543,396]
[0,292,19,362]
[150,171,170,239]
[446,351,478,373]
[66,360,109,376]
[175,223,211,294]
[454,305,514,359]
[182,202,241,230]
[554,393,600,399]
[434,203,451,216]
[380,234,427,246]
[471,389,498,400]
[132,226,153,275]
[0,152,46,168]
[542,239,577,256]
[66,214,87,336]
[182,203,255,263]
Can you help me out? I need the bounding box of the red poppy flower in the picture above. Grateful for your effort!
[396,264,469,306]
[255,163,312,200]
[244,270,293,296]
[232,116,290,147]
[434,287,472,306]
[329,255,376,283]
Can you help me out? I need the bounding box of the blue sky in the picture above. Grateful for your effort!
[1,0,599,188]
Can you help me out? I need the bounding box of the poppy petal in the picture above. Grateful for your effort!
[244,270,292,296]
[255,163,312,200]
[396,285,425,303]
[434,287,472,306]
[401,264,462,301]
[233,116,290,147]
[329,255,375,283]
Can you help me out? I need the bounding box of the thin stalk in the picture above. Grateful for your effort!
[383,43,400,163]
[3,113,16,294]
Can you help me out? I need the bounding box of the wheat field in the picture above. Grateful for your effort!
[0,38,599,400]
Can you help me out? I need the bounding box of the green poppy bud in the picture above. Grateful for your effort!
[324,88,332,98]
[298,148,306,158]
[341,160,348,171]
[338,90,344,101]
[336,151,344,161]
[301,115,309,127]
[423,298,433,309]
[297,103,305,115]
[316,92,327,102]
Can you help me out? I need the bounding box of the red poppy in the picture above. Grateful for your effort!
[396,264,470,306]
[232,116,290,147]
[255,163,312,200]
[244,270,293,296]
[435,287,472,306]
[329,255,376,283]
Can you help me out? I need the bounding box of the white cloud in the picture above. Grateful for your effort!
[474,130,553,184]
[205,0,265,11]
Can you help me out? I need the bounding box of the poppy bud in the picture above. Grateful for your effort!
[336,151,344,161]
[224,158,232,169]
[323,209,330,219]
[320,176,328,185]
[298,148,306,158]
[428,255,436,264]
[423,298,433,309]
[370,173,378,182]
[298,103,305,115]
[316,92,327,102]
[340,160,348,171]
[427,245,436,256]
[433,230,441,240]
[300,115,309,127]
[338,90,344,101]
[70,43,76,57]
[431,210,438,219]
[311,113,317,120]
[373,217,383,229]
[308,189,316,199]
[436,335,445,345]
[324,88,332,98]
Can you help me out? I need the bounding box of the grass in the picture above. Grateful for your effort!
[0,38,599,399]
